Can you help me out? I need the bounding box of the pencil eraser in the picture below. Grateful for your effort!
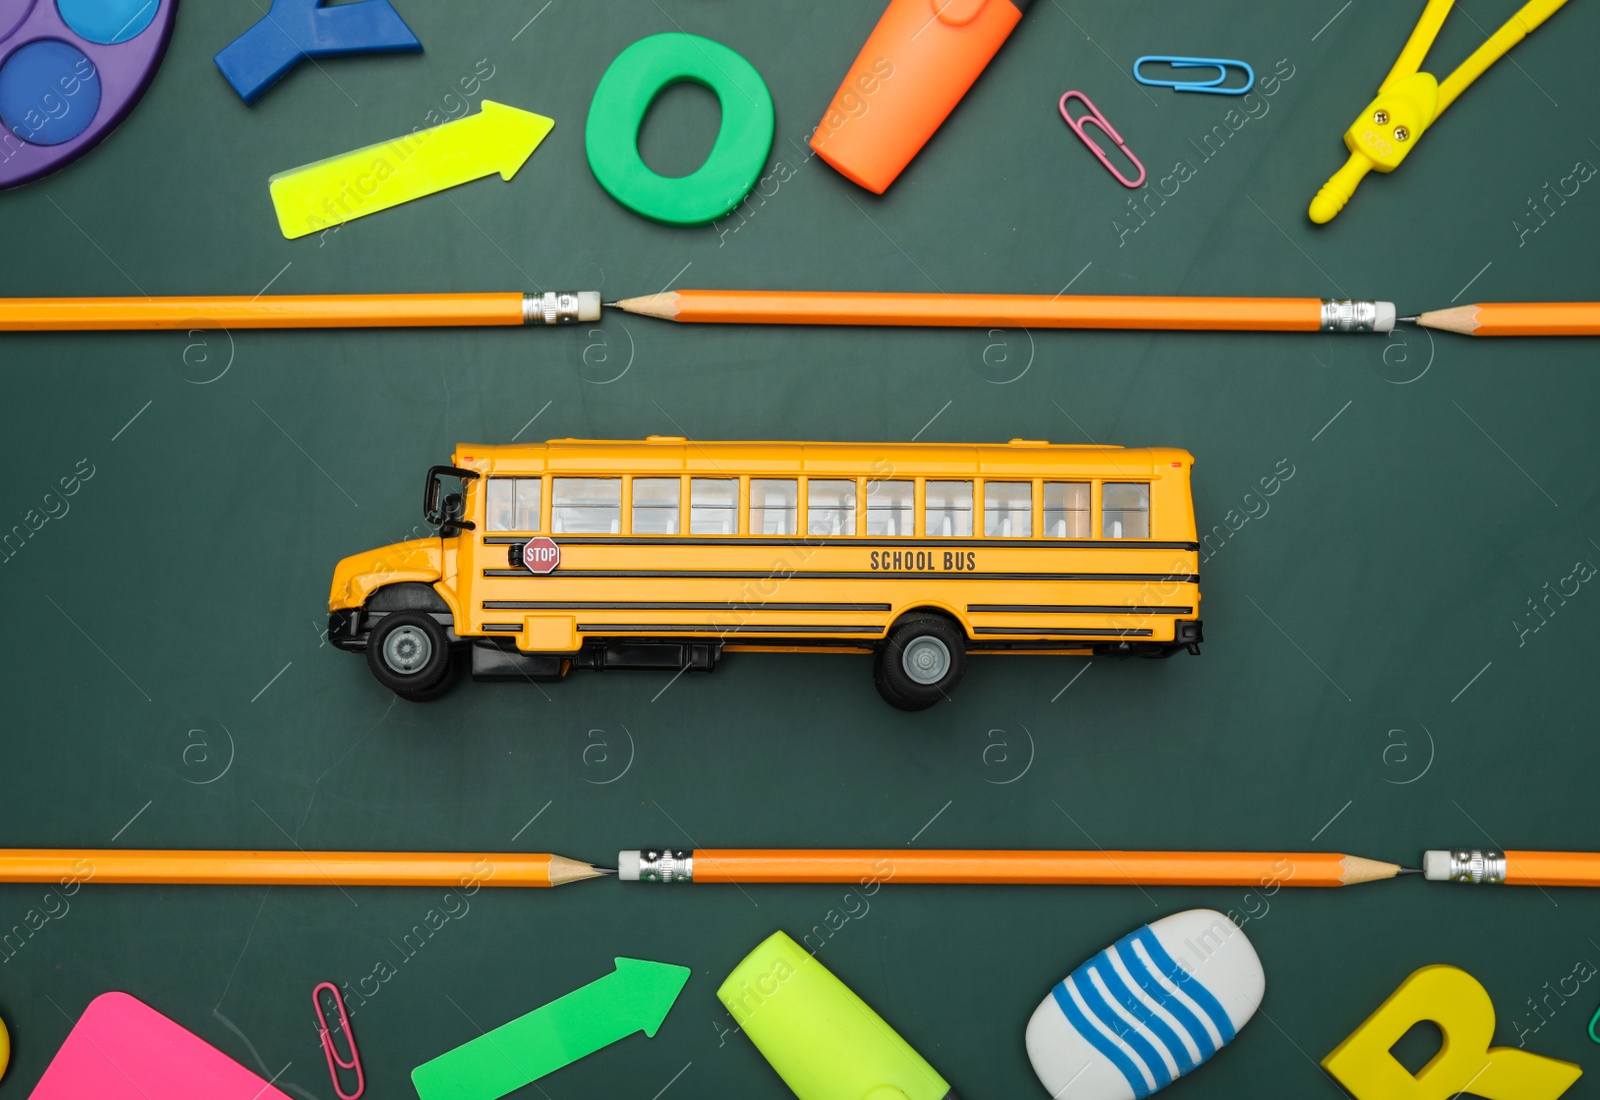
[1422,850,1451,881]
[1374,302,1397,333]
[1026,909,1264,1100]
[577,291,602,323]
[617,850,641,881]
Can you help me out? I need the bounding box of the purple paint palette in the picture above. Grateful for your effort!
[0,0,176,189]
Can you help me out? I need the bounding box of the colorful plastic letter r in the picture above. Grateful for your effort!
[1322,965,1582,1100]
[214,0,421,105]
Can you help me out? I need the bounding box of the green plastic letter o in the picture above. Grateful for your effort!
[585,33,775,226]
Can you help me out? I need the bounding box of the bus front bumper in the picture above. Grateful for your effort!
[328,609,366,652]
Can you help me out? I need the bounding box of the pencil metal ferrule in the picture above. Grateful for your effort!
[1320,299,1394,334]
[635,848,694,883]
[1444,848,1506,884]
[521,291,602,325]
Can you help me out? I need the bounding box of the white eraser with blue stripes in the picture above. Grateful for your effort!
[1025,909,1264,1100]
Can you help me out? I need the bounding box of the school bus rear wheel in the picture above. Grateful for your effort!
[875,616,967,711]
[366,611,452,696]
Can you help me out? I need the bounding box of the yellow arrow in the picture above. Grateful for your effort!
[268,100,554,239]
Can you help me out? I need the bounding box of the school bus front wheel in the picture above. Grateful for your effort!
[327,437,1205,708]
[365,611,456,699]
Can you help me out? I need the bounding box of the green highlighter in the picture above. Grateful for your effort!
[717,931,958,1100]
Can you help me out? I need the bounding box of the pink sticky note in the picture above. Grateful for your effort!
[30,992,293,1099]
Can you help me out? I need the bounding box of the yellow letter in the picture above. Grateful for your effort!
[1322,966,1581,1099]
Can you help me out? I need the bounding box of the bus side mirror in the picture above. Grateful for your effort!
[423,465,479,531]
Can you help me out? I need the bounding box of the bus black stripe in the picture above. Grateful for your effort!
[481,535,1199,550]
[484,600,892,612]
[971,627,1154,637]
[576,624,882,635]
[967,604,1193,615]
[482,569,1199,582]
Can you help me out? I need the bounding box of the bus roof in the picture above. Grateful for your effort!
[452,439,1193,478]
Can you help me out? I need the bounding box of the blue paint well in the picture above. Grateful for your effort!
[0,38,101,145]
[56,0,159,45]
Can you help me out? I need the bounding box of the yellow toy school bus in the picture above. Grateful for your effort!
[328,437,1203,709]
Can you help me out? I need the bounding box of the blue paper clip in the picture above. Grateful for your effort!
[1133,55,1254,96]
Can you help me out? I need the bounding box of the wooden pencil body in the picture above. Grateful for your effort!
[691,849,1369,886]
[0,293,527,331]
[1505,851,1600,887]
[1472,303,1600,337]
[655,291,1325,331]
[0,849,554,887]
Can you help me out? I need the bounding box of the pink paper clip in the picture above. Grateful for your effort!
[1058,90,1146,188]
[313,982,364,1100]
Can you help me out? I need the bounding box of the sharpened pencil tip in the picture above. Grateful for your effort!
[602,301,619,309]
[1397,867,1423,875]
[1397,315,1420,324]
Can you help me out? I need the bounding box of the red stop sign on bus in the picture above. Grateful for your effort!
[520,537,560,575]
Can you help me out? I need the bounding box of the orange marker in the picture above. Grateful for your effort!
[810,0,1032,193]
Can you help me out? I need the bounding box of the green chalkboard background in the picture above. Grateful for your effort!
[2,1,1598,1097]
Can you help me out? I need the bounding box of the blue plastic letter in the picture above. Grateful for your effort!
[214,0,422,106]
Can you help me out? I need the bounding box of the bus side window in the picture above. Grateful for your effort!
[552,477,621,533]
[515,479,541,531]
[690,478,738,534]
[807,479,857,536]
[486,478,515,531]
[1044,482,1089,538]
[1103,482,1150,539]
[983,481,1032,537]
[925,481,973,537]
[487,478,542,532]
[866,479,913,536]
[632,477,680,535]
[750,479,797,536]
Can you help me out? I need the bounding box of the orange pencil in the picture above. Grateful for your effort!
[5,291,1597,338]
[613,289,1398,333]
[0,848,606,888]
[1410,302,1600,336]
[1425,849,1600,887]
[0,291,599,331]
[617,848,1403,887]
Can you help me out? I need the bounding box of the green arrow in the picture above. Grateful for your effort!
[411,958,691,1100]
